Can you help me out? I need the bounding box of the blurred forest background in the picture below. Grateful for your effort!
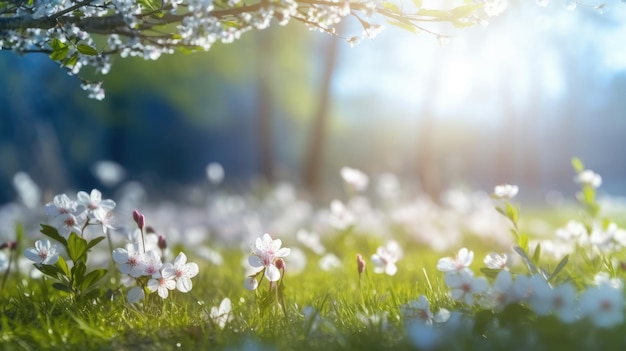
[1,0,626,205]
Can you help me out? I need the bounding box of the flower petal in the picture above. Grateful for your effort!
[265,264,281,282]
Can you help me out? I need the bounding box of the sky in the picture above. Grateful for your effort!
[334,0,626,123]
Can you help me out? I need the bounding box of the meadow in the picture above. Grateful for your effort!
[2,159,626,350]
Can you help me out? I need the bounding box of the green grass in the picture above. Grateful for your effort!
[0,222,620,351]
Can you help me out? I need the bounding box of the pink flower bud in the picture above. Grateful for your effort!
[132,209,145,230]
[357,254,366,274]
[158,235,167,250]
[0,241,16,251]
[275,258,286,270]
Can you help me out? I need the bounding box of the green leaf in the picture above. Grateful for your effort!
[411,0,422,9]
[531,243,541,265]
[86,236,106,252]
[80,269,108,292]
[67,233,88,263]
[571,157,585,173]
[514,246,537,274]
[549,255,569,282]
[49,38,66,51]
[72,261,87,285]
[52,282,72,293]
[34,263,64,280]
[505,202,519,225]
[40,225,68,246]
[518,233,529,253]
[77,44,98,56]
[50,47,70,61]
[56,256,70,277]
[64,53,79,68]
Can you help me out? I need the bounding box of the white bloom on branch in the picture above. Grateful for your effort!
[493,184,519,200]
[576,169,602,188]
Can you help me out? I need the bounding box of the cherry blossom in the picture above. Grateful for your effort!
[24,239,59,265]
[575,169,602,188]
[444,270,488,305]
[164,252,199,293]
[493,184,519,200]
[328,200,355,230]
[437,248,474,274]
[44,194,83,218]
[51,212,87,238]
[483,252,508,270]
[147,270,176,299]
[248,233,291,282]
[371,240,402,276]
[112,243,146,278]
[579,283,624,328]
[76,189,116,222]
[210,298,233,329]
[340,167,369,192]
[244,276,259,291]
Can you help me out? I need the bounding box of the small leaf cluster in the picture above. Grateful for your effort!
[35,225,107,299]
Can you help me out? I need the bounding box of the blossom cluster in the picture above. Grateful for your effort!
[113,211,199,302]
[436,247,625,328]
[43,189,116,238]
[0,0,507,98]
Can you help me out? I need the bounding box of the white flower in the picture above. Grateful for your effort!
[444,270,488,305]
[244,276,259,291]
[437,248,474,273]
[0,251,8,271]
[147,269,176,299]
[112,243,146,278]
[165,252,199,293]
[555,220,587,240]
[483,0,507,17]
[126,286,145,303]
[406,320,442,350]
[483,252,508,270]
[318,253,342,271]
[579,284,624,328]
[210,298,233,329]
[525,276,554,316]
[76,189,116,222]
[44,194,83,217]
[142,250,163,277]
[248,233,290,282]
[371,240,402,276]
[401,295,433,325]
[51,212,87,239]
[493,184,519,199]
[487,270,514,310]
[206,162,225,185]
[24,239,59,265]
[576,169,602,188]
[328,200,355,230]
[296,229,325,255]
[589,222,619,251]
[550,282,578,324]
[340,167,369,192]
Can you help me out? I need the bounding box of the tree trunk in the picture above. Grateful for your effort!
[256,30,275,183]
[303,29,342,198]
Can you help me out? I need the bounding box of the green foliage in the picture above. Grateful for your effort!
[35,227,108,298]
